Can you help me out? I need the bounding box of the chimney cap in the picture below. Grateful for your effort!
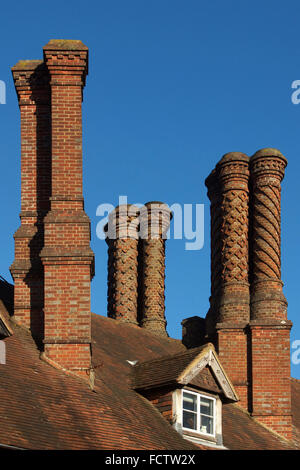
[43,39,88,51]
[251,147,287,165]
[11,60,44,71]
[142,201,173,220]
[217,152,249,166]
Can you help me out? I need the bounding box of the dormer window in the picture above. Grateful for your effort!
[132,343,239,448]
[182,390,215,436]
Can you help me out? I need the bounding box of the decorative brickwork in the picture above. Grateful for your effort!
[216,152,250,325]
[105,204,140,325]
[41,40,94,379]
[9,41,294,443]
[249,148,292,440]
[250,148,288,322]
[10,61,51,344]
[205,148,293,439]
[139,202,172,336]
[207,153,250,408]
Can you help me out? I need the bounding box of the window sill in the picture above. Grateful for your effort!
[182,433,227,450]
[183,428,217,443]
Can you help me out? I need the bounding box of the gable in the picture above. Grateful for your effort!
[178,345,238,402]
[189,365,221,394]
[133,343,238,402]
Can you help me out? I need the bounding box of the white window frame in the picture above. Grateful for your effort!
[181,390,216,437]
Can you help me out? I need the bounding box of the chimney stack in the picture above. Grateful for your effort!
[205,148,293,440]
[138,202,172,336]
[212,152,250,408]
[181,316,206,349]
[105,204,140,325]
[40,40,94,379]
[205,168,222,339]
[10,60,51,344]
[249,148,292,440]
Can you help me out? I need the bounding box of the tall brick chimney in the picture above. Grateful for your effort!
[205,148,292,440]
[205,168,222,339]
[205,153,250,408]
[138,202,172,336]
[105,204,140,325]
[40,40,94,379]
[249,148,292,440]
[215,153,250,408]
[10,60,51,344]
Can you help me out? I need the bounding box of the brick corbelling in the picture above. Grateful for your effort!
[139,202,172,337]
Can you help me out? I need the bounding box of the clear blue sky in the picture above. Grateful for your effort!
[0,0,299,378]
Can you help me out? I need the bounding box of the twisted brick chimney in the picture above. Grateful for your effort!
[105,204,140,325]
[40,40,94,379]
[205,152,250,408]
[249,148,292,439]
[138,202,172,336]
[10,60,51,344]
[205,148,292,440]
[105,201,172,335]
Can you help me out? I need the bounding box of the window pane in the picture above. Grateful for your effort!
[200,397,213,416]
[183,392,197,412]
[183,410,197,430]
[200,415,213,435]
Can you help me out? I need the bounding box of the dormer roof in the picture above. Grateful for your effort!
[132,343,238,402]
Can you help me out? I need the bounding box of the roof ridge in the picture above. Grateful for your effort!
[134,343,211,368]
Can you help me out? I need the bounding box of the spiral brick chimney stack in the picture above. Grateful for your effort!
[249,148,292,440]
[205,148,292,440]
[105,204,140,325]
[138,202,172,337]
[206,152,250,407]
[10,60,51,344]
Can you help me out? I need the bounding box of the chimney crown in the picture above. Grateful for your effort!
[140,201,173,239]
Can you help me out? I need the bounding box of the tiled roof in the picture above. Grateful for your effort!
[222,402,297,450]
[132,345,208,390]
[0,313,198,450]
[0,293,299,449]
